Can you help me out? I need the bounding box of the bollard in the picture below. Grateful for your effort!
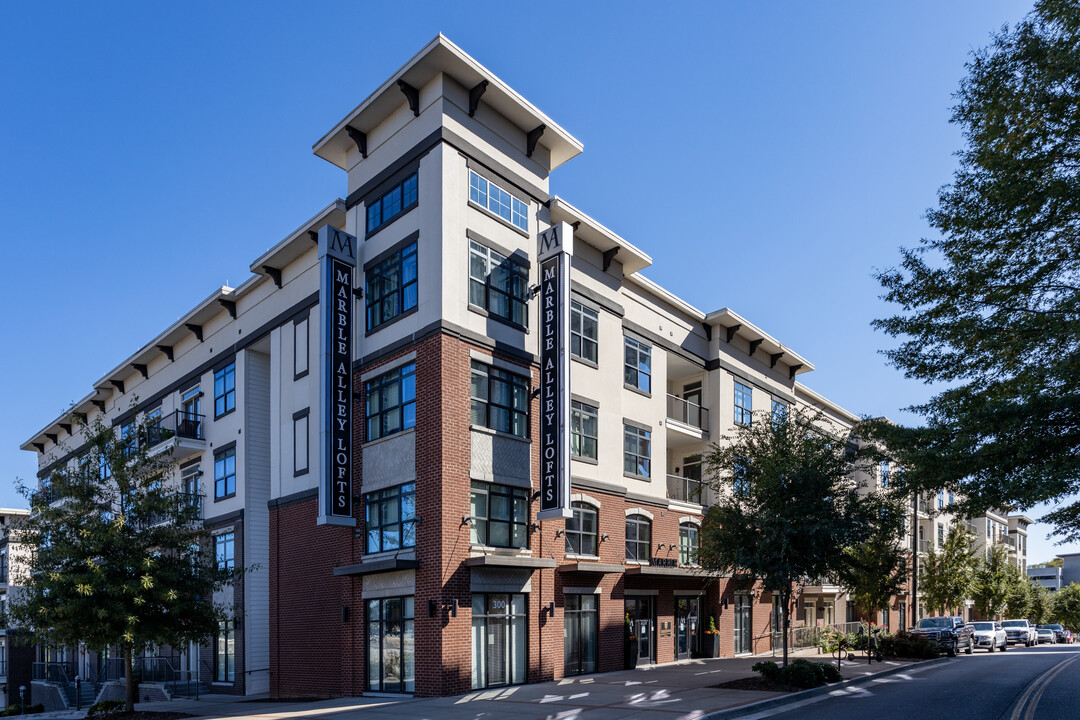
[19,686,25,715]
[75,676,81,711]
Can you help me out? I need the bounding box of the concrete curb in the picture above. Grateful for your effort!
[702,656,951,719]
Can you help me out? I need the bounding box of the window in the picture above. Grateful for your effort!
[623,338,651,393]
[623,425,651,478]
[214,447,236,499]
[366,363,416,441]
[469,170,528,231]
[98,452,110,481]
[367,596,415,693]
[469,241,528,327]
[215,620,234,682]
[215,531,235,571]
[181,463,200,499]
[214,362,236,417]
[565,502,598,556]
[471,593,527,689]
[880,461,890,489]
[948,492,954,506]
[937,523,945,547]
[771,399,787,426]
[625,514,651,562]
[293,411,309,476]
[734,381,752,426]
[365,483,416,554]
[564,594,598,677]
[733,457,750,497]
[366,172,418,235]
[180,386,202,437]
[679,523,700,566]
[938,489,944,509]
[570,401,598,460]
[121,421,136,456]
[470,361,529,438]
[470,482,529,549]
[294,318,309,378]
[570,301,598,363]
[366,241,418,330]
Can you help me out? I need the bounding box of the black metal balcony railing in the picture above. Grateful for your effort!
[146,493,205,527]
[666,474,704,504]
[146,410,206,447]
[666,395,709,432]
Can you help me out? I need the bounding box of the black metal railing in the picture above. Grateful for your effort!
[666,474,704,504]
[666,395,709,432]
[146,411,206,447]
[146,493,205,527]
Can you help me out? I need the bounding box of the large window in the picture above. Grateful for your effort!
[365,483,417,554]
[214,447,235,499]
[570,401,598,460]
[366,241,418,330]
[679,523,700,566]
[215,620,234,683]
[570,301,598,363]
[469,241,528,327]
[626,514,651,562]
[469,170,528,232]
[214,362,236,418]
[565,502,598,556]
[471,593,527,689]
[366,172,418,236]
[367,596,415,693]
[624,338,652,393]
[366,363,417,441]
[623,425,651,478]
[470,361,529,438]
[734,381,752,426]
[216,531,235,571]
[470,481,528,549]
[564,594,598,677]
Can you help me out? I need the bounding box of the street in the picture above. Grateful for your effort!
[758,643,1080,720]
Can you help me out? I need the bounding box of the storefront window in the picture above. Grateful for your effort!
[471,593,527,689]
[367,596,414,693]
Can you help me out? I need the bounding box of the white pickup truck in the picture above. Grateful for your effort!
[1001,619,1037,646]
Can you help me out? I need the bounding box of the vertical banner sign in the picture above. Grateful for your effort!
[317,225,358,526]
[537,222,574,521]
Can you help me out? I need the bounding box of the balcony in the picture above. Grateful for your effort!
[802,577,842,594]
[666,395,709,446]
[146,493,205,527]
[918,539,932,554]
[666,474,704,506]
[145,410,206,460]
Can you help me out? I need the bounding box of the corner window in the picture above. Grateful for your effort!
[570,301,598,363]
[366,173,418,236]
[623,338,651,393]
[216,531,235,571]
[679,523,700,566]
[623,425,651,478]
[294,318,309,379]
[625,514,651,562]
[214,447,236,499]
[734,381,752,426]
[469,481,529,549]
[570,401,598,460]
[366,241,418,330]
[469,170,528,231]
[365,483,416,554]
[470,361,529,438]
[469,241,528,327]
[214,362,236,417]
[366,363,417,441]
[565,502,598,556]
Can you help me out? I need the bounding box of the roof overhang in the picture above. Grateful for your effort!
[549,197,652,275]
[707,307,814,377]
[250,199,346,280]
[314,35,583,172]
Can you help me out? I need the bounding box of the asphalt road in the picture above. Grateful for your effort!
[762,642,1080,720]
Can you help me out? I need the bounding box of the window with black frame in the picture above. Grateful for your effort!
[623,425,651,477]
[626,514,651,562]
[570,401,598,460]
[365,483,416,554]
[366,173,417,236]
[366,362,416,441]
[366,241,418,330]
[624,337,651,393]
[565,502,598,556]
[214,362,236,417]
[470,361,529,438]
[470,481,529,548]
[570,301,598,362]
[367,596,414,693]
[469,241,529,327]
[679,523,700,566]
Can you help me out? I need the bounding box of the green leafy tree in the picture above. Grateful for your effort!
[867,0,1080,541]
[1030,557,1064,568]
[700,408,874,666]
[1029,581,1053,624]
[972,545,1017,619]
[1050,582,1080,629]
[12,410,234,712]
[837,493,909,622]
[920,524,977,615]
[1004,567,1035,618]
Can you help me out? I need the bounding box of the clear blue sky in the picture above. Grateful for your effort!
[1,1,1068,562]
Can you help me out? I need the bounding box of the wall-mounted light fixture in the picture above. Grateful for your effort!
[555,529,565,537]
[461,516,473,526]
[600,534,610,543]
[532,490,541,501]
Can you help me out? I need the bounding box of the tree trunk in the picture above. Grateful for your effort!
[124,643,135,713]
[781,587,790,667]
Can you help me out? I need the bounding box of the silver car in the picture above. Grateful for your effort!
[971,621,1007,652]
[1037,628,1055,644]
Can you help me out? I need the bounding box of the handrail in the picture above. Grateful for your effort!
[666,474,704,504]
[666,395,709,432]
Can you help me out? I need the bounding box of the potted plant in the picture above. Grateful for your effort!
[705,616,720,658]
[625,613,639,669]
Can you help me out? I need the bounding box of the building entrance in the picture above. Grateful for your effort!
[675,596,700,660]
[734,594,752,655]
[624,596,655,666]
[471,593,527,689]
[564,594,598,676]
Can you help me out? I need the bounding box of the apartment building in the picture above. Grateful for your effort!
[0,509,30,706]
[21,36,953,698]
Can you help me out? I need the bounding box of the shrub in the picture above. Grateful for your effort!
[751,660,780,681]
[821,663,842,683]
[87,699,124,720]
[752,658,841,689]
[0,705,45,717]
[878,631,941,659]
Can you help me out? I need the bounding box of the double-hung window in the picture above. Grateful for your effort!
[470,361,529,438]
[469,481,529,548]
[469,170,528,231]
[623,338,651,393]
[880,461,890,488]
[214,362,236,417]
[366,240,418,330]
[366,173,418,235]
[625,515,651,562]
[365,483,416,554]
[216,531,235,571]
[623,425,651,478]
[366,363,416,441]
[771,399,787,426]
[565,502,598,556]
[679,523,700,566]
[570,301,598,363]
[734,381,752,426]
[469,241,528,327]
[214,447,235,499]
[570,401,598,460]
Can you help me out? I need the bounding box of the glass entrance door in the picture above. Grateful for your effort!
[624,596,655,666]
[734,594,752,655]
[676,597,700,660]
[471,593,527,689]
[564,594,598,676]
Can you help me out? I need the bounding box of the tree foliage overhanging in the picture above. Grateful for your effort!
[867,0,1080,541]
[919,524,977,615]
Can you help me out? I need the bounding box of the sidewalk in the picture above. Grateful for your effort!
[84,652,929,720]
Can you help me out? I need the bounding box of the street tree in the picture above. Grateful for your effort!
[1051,583,1080,629]
[836,494,909,623]
[700,407,873,666]
[12,410,235,712]
[867,0,1080,541]
[972,545,1017,619]
[1004,568,1035,618]
[920,525,977,615]
[1028,580,1054,624]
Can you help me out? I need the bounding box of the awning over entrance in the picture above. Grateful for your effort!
[559,562,626,574]
[333,558,421,576]
[463,555,557,569]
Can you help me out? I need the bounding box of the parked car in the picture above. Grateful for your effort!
[1067,629,1074,643]
[1037,628,1055,644]
[1038,624,1066,643]
[971,621,1008,652]
[910,616,975,656]
[1002,619,1038,646]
